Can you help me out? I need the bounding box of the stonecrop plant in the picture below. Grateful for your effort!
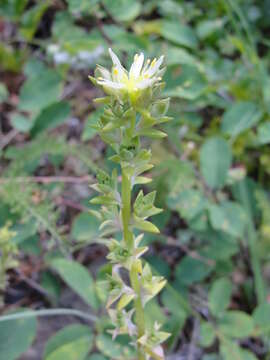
[90,49,171,360]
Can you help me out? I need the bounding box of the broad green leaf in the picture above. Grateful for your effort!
[144,298,167,326]
[86,355,108,360]
[253,302,270,334]
[41,270,61,300]
[200,137,232,189]
[147,255,171,278]
[18,68,62,112]
[160,20,198,49]
[106,29,148,53]
[199,322,216,347]
[24,58,46,78]
[175,256,213,286]
[166,46,197,66]
[219,311,254,338]
[163,159,196,196]
[161,289,187,321]
[220,341,257,360]
[188,211,209,232]
[239,350,258,360]
[164,64,206,100]
[71,212,100,242]
[257,122,270,145]
[196,19,225,39]
[44,324,94,360]
[67,0,99,13]
[209,278,232,316]
[208,201,247,238]
[11,113,33,132]
[201,231,238,261]
[102,0,141,22]
[96,334,135,359]
[0,309,37,360]
[221,101,262,138]
[51,258,99,309]
[31,101,71,136]
[167,189,208,220]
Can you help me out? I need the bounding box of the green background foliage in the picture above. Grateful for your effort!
[1,0,270,359]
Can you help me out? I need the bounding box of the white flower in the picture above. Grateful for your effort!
[95,48,165,95]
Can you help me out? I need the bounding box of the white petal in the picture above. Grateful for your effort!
[96,65,111,80]
[97,79,124,89]
[129,53,144,79]
[109,48,123,69]
[108,48,127,82]
[144,55,164,77]
[136,77,157,89]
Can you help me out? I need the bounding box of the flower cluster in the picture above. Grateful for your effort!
[95,49,164,97]
[90,49,171,360]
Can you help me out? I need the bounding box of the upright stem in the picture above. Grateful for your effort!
[121,170,133,249]
[121,168,146,360]
[238,181,266,305]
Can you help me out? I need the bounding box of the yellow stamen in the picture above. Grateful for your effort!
[144,74,149,79]
[146,59,150,64]
[98,77,103,80]
[150,58,157,67]
[113,68,118,75]
[134,54,138,60]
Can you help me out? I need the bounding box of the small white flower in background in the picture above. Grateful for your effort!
[95,48,165,95]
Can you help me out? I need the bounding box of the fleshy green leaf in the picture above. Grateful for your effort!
[133,218,160,233]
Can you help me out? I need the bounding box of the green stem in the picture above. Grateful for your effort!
[121,169,133,249]
[121,167,146,360]
[130,263,146,360]
[238,180,266,305]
